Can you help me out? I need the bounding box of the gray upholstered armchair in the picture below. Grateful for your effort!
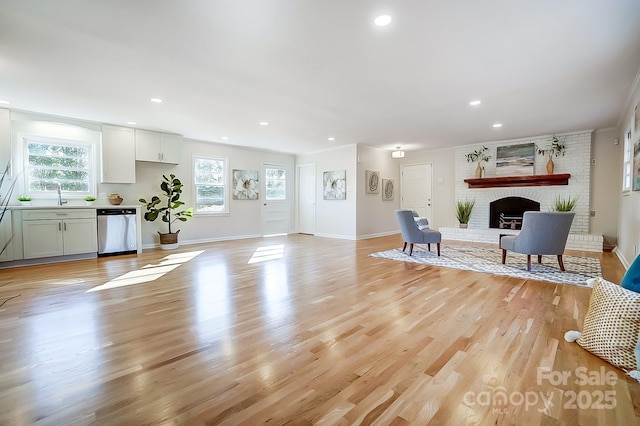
[395,210,442,256]
[500,211,575,271]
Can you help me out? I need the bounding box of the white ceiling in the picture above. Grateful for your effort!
[1,1,640,155]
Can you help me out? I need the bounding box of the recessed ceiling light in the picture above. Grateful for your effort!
[221,136,229,140]
[150,97,163,103]
[469,100,481,106]
[328,137,335,141]
[0,100,9,105]
[374,15,392,26]
[492,123,503,128]
[259,121,269,126]
[126,121,136,125]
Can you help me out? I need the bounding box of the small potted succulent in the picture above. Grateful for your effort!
[84,196,97,206]
[17,195,32,206]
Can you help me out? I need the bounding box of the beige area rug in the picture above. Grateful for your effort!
[370,245,602,287]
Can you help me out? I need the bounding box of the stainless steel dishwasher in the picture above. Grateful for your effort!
[97,208,138,256]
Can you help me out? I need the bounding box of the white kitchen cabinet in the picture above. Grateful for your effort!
[21,209,97,259]
[0,108,11,173]
[160,133,182,164]
[135,129,181,164]
[101,124,136,183]
[0,209,13,262]
[22,220,64,258]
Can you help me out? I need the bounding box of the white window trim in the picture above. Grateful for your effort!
[22,134,97,199]
[193,155,229,216]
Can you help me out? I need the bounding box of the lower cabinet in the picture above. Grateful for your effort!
[21,209,97,259]
[0,209,12,262]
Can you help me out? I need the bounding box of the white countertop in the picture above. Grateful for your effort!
[10,204,142,210]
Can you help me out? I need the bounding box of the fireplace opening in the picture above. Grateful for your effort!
[489,197,540,230]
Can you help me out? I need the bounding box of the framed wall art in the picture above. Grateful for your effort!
[323,170,346,200]
[365,170,380,194]
[382,179,394,201]
[232,169,259,200]
[496,143,535,176]
[633,140,640,191]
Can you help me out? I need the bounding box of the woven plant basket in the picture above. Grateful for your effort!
[158,230,180,245]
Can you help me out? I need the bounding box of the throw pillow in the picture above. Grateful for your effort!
[621,254,640,293]
[576,277,640,372]
[415,218,430,230]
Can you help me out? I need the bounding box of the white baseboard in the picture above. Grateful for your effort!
[615,248,631,270]
[141,233,263,249]
[356,230,400,240]
[314,233,357,240]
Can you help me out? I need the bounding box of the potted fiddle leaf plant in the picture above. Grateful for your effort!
[140,174,193,249]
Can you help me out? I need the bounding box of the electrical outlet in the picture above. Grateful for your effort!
[590,210,596,217]
[591,159,596,165]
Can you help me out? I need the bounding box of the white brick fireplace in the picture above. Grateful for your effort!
[441,130,603,251]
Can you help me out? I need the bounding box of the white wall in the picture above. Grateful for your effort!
[455,131,592,233]
[122,140,295,246]
[10,111,102,199]
[5,111,296,247]
[404,129,622,243]
[591,128,622,244]
[616,70,640,267]
[398,147,456,228]
[296,145,357,239]
[356,145,400,239]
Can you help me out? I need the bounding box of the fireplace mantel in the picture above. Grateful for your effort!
[463,173,571,189]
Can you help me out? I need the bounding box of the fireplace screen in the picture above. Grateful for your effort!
[489,197,540,230]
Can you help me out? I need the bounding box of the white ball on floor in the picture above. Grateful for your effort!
[564,330,582,342]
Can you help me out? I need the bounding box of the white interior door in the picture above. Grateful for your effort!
[401,163,433,223]
[262,164,290,235]
[297,163,316,234]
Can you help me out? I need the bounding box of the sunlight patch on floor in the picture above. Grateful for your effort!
[248,244,284,264]
[86,250,205,292]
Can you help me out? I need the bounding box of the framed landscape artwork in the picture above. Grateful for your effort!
[633,140,640,191]
[496,143,535,176]
[323,170,346,200]
[365,170,380,194]
[634,103,640,191]
[382,179,394,201]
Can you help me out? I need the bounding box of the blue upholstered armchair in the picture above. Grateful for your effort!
[395,210,442,256]
[500,211,575,271]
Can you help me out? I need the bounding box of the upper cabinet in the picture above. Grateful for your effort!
[135,129,181,164]
[0,108,11,172]
[101,125,136,183]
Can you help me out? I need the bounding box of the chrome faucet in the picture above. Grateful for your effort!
[56,182,67,206]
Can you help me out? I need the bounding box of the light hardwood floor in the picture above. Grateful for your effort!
[0,234,638,425]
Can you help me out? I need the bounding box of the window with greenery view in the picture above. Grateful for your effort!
[265,167,286,200]
[194,156,227,213]
[24,137,93,196]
